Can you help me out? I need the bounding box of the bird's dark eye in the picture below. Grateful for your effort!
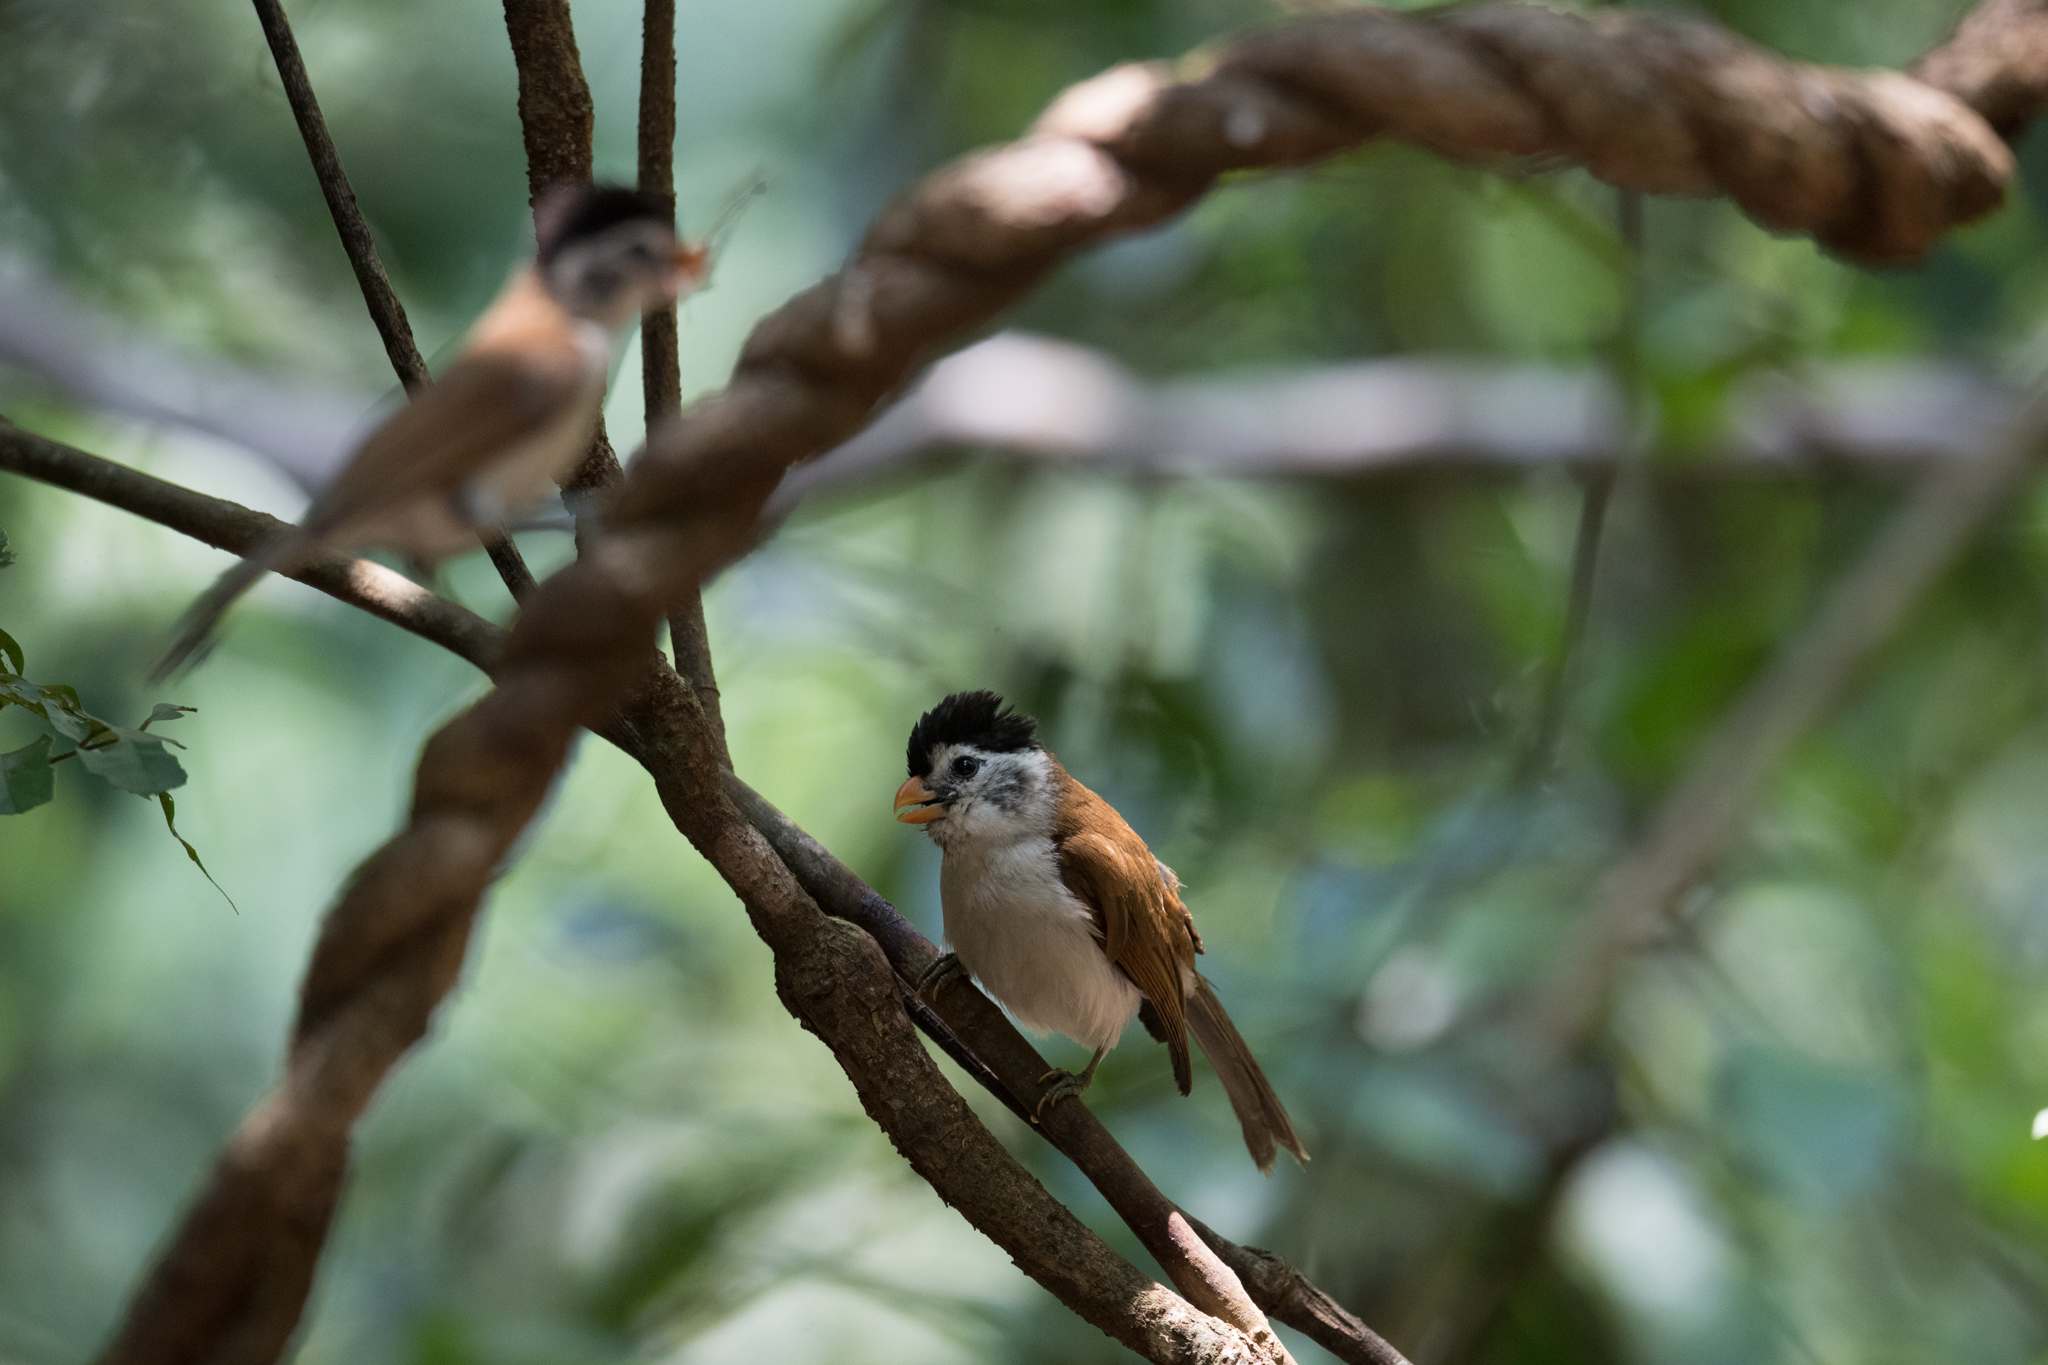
[625,241,655,264]
[951,755,981,779]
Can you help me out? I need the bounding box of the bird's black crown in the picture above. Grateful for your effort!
[534,183,671,264]
[907,691,1039,776]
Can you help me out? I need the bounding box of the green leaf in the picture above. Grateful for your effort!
[73,727,186,795]
[0,530,13,569]
[42,706,92,743]
[140,703,196,731]
[0,675,50,717]
[0,626,22,674]
[155,793,236,913]
[0,735,54,814]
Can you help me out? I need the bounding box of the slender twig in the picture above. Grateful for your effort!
[0,421,500,669]
[1517,189,1641,779]
[637,0,682,423]
[250,0,427,391]
[249,0,538,601]
[1432,158,1645,1365]
[636,0,728,762]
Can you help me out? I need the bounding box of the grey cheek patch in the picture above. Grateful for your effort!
[986,770,1028,809]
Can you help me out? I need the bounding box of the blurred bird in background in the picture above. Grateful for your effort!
[149,182,706,679]
[897,690,1308,1171]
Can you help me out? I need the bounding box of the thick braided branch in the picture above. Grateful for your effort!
[1913,0,2048,137]
[94,4,2048,1363]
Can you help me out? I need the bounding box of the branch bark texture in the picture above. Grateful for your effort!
[89,3,2048,1362]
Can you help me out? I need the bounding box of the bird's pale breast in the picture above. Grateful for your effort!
[940,835,1141,1052]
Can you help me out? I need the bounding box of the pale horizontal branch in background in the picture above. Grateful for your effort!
[0,271,2016,511]
[776,333,2020,508]
[0,251,365,492]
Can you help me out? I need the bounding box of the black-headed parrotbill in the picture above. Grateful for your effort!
[150,182,705,678]
[895,690,1307,1171]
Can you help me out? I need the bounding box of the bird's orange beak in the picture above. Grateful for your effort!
[670,241,709,293]
[894,775,945,824]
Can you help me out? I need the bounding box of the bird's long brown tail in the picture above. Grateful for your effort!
[1187,974,1308,1173]
[147,533,307,682]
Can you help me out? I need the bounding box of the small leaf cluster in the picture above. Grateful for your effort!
[0,533,232,907]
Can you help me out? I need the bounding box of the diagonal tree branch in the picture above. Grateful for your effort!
[249,0,536,599]
[722,777,1404,1365]
[91,3,2048,1362]
[249,0,429,392]
[1535,388,2048,1049]
[0,420,500,670]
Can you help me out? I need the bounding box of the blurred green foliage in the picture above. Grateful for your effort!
[3,1,2047,1363]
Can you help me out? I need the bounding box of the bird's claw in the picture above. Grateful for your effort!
[1031,1067,1090,1124]
[913,952,966,1005]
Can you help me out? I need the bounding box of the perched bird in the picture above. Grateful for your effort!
[149,183,706,679]
[895,690,1308,1171]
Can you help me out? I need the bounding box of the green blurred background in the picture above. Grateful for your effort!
[5,0,2048,1361]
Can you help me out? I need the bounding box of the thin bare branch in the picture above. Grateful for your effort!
[1539,390,2048,1046]
[249,0,428,391]
[636,0,727,761]
[0,420,500,671]
[250,0,536,600]
[1517,188,1641,781]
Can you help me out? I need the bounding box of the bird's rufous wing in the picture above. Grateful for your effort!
[1054,780,1200,1093]
[304,341,589,537]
